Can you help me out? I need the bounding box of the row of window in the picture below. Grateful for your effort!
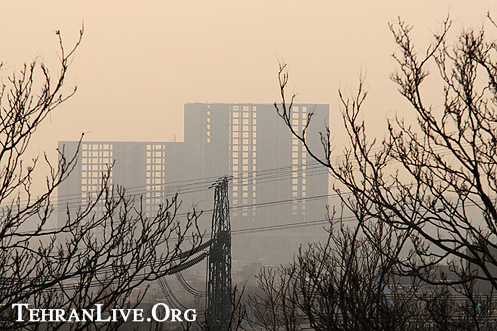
[82,144,112,150]
[231,145,254,152]
[231,131,256,138]
[231,118,256,125]
[231,138,256,145]
[232,165,256,174]
[146,144,165,150]
[82,151,112,157]
[81,158,113,165]
[232,158,256,165]
[146,151,165,157]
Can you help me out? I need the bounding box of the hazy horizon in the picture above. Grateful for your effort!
[1,1,496,193]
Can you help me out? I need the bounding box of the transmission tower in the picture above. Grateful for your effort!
[206,177,232,330]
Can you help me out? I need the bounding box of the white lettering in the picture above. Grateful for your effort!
[152,303,169,322]
[95,304,111,322]
[11,303,196,323]
[118,308,131,321]
[67,309,81,322]
[12,303,29,322]
[133,309,144,322]
[29,309,40,322]
[81,309,94,321]
[40,309,52,322]
[170,309,182,322]
[54,309,66,322]
[184,309,197,322]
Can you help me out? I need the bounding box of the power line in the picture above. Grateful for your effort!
[49,161,328,207]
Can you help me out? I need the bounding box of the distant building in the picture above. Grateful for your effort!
[57,141,182,218]
[58,103,330,266]
[466,245,497,293]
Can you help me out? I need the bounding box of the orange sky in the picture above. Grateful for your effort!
[1,1,496,183]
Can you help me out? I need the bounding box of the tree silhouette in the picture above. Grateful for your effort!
[274,13,497,330]
[0,29,202,330]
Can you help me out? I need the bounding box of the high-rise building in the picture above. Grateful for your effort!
[58,103,329,266]
[57,141,183,218]
[183,103,329,264]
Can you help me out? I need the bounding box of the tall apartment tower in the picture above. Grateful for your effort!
[57,141,185,222]
[58,103,329,266]
[183,103,329,264]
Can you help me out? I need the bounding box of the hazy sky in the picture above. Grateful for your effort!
[1,1,496,166]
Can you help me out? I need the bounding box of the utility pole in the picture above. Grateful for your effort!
[206,177,232,330]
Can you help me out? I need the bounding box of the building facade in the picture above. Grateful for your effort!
[58,103,330,266]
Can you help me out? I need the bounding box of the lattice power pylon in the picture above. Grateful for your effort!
[157,177,232,328]
[206,177,232,330]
